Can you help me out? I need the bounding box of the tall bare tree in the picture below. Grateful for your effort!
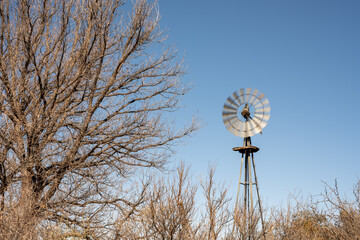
[0,0,197,238]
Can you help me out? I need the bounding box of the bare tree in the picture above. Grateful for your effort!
[114,163,197,240]
[227,202,264,240]
[0,0,197,238]
[269,204,327,240]
[198,166,231,240]
[319,180,360,240]
[268,180,360,240]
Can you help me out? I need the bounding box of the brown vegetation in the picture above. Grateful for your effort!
[110,172,360,240]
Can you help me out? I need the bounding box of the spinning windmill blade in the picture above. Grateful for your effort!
[222,88,270,138]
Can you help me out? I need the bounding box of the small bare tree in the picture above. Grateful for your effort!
[228,202,264,240]
[198,166,231,240]
[114,163,197,239]
[320,180,360,240]
[0,0,197,238]
[269,180,360,240]
[270,204,327,240]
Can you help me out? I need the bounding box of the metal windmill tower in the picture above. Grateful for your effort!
[222,88,270,239]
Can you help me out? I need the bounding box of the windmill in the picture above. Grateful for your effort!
[222,88,270,239]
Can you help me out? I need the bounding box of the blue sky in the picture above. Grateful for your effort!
[157,0,360,207]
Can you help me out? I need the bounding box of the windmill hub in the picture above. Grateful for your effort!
[241,104,251,120]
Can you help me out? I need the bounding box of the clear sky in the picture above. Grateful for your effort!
[157,0,360,207]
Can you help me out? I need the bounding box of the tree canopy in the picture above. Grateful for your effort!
[0,0,197,238]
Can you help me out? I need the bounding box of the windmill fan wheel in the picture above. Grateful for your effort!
[222,88,270,138]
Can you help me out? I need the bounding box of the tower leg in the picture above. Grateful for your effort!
[251,152,266,240]
[232,150,245,234]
